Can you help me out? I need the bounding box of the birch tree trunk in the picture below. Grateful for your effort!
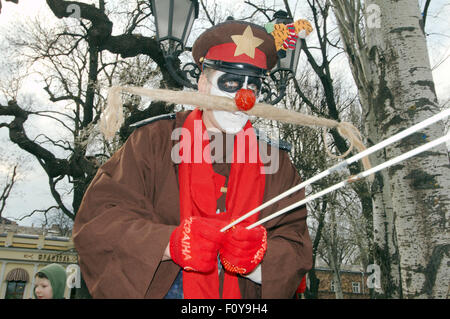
[364,0,450,299]
[331,0,402,298]
[332,0,450,298]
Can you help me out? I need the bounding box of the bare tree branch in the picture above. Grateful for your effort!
[243,0,274,21]
[44,0,181,89]
[282,0,294,19]
[0,100,69,178]
[422,0,432,30]
[13,205,59,223]
[0,165,17,218]
[200,0,216,25]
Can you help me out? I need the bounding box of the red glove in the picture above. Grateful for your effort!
[220,225,267,275]
[170,216,225,273]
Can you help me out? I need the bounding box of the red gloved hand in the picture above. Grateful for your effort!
[170,216,226,273]
[219,225,267,275]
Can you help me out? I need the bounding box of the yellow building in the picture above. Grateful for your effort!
[0,220,78,299]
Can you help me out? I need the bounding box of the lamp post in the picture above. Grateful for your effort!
[149,0,200,88]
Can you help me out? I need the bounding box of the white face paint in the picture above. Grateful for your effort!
[208,70,250,134]
[211,110,249,134]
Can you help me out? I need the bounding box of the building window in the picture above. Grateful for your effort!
[5,281,27,299]
[352,282,361,294]
[4,267,29,299]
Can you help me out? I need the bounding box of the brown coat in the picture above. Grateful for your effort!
[73,111,312,298]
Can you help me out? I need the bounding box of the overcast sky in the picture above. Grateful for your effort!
[0,0,449,227]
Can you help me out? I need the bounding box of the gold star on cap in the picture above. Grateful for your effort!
[231,26,264,59]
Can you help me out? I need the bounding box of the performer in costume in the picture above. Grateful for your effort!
[73,19,313,299]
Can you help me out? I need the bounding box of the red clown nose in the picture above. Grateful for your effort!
[235,89,256,111]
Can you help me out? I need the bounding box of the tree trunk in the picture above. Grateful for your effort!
[331,0,403,298]
[327,209,344,299]
[369,163,402,298]
[306,270,320,299]
[307,200,327,299]
[332,0,449,298]
[328,244,344,299]
[364,0,450,298]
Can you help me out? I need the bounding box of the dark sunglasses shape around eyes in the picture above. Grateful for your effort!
[217,73,262,95]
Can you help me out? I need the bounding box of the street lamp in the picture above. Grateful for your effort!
[149,0,200,88]
[261,10,303,105]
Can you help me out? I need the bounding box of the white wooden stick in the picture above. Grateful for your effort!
[246,131,450,229]
[220,108,450,232]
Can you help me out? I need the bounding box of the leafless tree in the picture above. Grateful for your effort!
[331,0,449,298]
[0,165,17,219]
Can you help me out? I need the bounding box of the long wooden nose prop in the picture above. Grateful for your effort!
[102,86,370,171]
